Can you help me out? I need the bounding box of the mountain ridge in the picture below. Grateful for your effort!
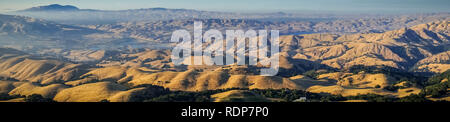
[20,4,80,12]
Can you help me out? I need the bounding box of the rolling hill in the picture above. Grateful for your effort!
[0,17,448,102]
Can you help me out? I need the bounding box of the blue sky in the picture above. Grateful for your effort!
[0,0,449,13]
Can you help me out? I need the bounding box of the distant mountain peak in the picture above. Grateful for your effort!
[21,4,79,12]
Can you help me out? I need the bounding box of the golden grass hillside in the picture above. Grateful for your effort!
[414,51,450,73]
[279,21,449,71]
[53,82,128,102]
[9,82,67,98]
[0,81,26,94]
[127,68,306,91]
[307,72,422,97]
[337,73,394,88]
[53,81,166,102]
[0,54,89,85]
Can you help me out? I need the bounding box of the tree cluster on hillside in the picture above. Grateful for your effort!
[423,70,450,98]
[24,94,55,102]
[0,93,22,100]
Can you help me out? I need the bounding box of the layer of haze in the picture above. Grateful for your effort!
[0,0,449,13]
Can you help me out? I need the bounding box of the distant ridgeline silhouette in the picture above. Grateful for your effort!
[21,4,80,11]
[18,4,183,12]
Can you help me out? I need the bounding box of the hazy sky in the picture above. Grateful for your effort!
[0,0,449,13]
